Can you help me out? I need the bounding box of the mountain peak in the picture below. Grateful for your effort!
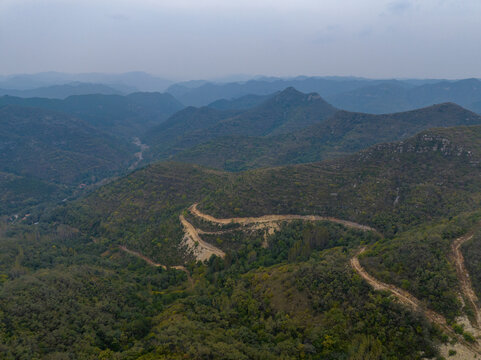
[419,102,480,116]
[271,86,327,105]
[273,86,304,99]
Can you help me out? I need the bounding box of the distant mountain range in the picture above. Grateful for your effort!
[327,78,481,114]
[0,92,184,138]
[144,87,481,170]
[3,74,481,115]
[166,77,396,106]
[166,77,481,115]
[0,82,124,99]
[0,71,173,92]
[143,87,337,158]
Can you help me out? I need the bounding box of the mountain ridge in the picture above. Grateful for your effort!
[172,101,481,170]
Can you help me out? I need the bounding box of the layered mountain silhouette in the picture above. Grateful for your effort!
[327,78,481,114]
[0,92,184,137]
[0,105,136,185]
[144,87,481,170]
[144,87,337,158]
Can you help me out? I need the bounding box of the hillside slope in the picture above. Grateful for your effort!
[328,78,481,114]
[59,124,481,264]
[0,92,184,137]
[144,87,337,158]
[11,124,481,359]
[173,102,481,170]
[0,105,135,185]
[207,92,276,110]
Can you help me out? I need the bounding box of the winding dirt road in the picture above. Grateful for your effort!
[351,248,449,326]
[120,202,481,356]
[452,233,481,327]
[190,203,379,233]
[186,203,380,260]
[351,248,481,356]
[119,245,167,269]
[118,245,192,284]
[179,214,226,261]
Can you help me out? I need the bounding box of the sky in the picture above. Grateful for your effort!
[1,0,481,80]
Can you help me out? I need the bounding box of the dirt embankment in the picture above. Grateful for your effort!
[179,214,226,261]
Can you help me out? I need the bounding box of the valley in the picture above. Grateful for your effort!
[4,0,481,356]
[3,77,481,359]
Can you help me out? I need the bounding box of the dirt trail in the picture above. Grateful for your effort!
[185,203,380,260]
[351,248,481,356]
[190,203,379,234]
[179,214,226,261]
[118,245,192,284]
[119,245,167,269]
[452,233,481,327]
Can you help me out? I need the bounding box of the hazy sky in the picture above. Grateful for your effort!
[1,0,481,79]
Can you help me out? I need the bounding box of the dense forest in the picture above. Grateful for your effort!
[0,219,442,359]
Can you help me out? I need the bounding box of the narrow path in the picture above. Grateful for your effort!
[190,203,379,234]
[196,228,236,235]
[351,248,481,356]
[179,214,226,261]
[184,203,380,261]
[118,245,193,285]
[452,233,481,327]
[119,245,166,269]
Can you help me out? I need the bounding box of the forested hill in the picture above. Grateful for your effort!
[172,102,481,171]
[6,122,481,359]
[58,124,481,265]
[144,87,337,158]
[0,105,136,184]
[166,77,406,106]
[0,92,184,138]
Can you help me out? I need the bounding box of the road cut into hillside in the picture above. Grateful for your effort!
[190,203,379,233]
[452,233,481,328]
[351,248,481,357]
